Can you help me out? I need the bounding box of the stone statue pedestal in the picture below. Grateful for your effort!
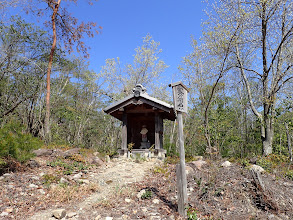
[140,142,150,149]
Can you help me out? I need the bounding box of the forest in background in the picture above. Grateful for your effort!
[1,0,293,167]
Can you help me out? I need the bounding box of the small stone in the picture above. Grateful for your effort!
[67,212,77,218]
[137,189,146,199]
[4,208,13,213]
[0,212,8,217]
[95,215,101,220]
[93,152,100,157]
[189,187,194,192]
[142,207,148,213]
[31,176,39,180]
[7,184,14,189]
[283,182,293,187]
[29,184,38,188]
[221,161,231,167]
[191,160,207,170]
[39,189,46,195]
[250,164,265,173]
[60,177,69,184]
[39,172,45,177]
[152,199,160,204]
[3,173,11,177]
[0,176,4,181]
[105,217,113,220]
[105,155,111,162]
[52,209,66,219]
[249,157,258,164]
[125,198,132,203]
[73,172,82,180]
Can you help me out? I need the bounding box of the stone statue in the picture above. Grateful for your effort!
[140,125,150,149]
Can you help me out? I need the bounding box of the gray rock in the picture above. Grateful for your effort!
[67,212,77,218]
[221,161,231,167]
[125,198,132,203]
[33,149,53,157]
[191,160,207,170]
[0,212,8,217]
[29,184,38,188]
[64,148,80,158]
[79,179,90,184]
[52,209,66,219]
[73,172,82,180]
[91,157,104,166]
[249,157,258,164]
[51,149,64,157]
[152,199,160,204]
[250,164,265,173]
[3,173,11,177]
[26,159,40,168]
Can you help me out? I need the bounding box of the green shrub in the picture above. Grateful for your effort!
[0,122,43,163]
[285,170,293,181]
[256,157,273,172]
[186,206,200,220]
[239,158,250,167]
[42,174,60,186]
[141,190,152,200]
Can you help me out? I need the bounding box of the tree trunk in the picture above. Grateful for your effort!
[285,122,293,161]
[262,117,273,156]
[44,0,62,142]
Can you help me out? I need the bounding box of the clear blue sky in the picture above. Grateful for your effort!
[69,0,206,83]
[8,0,206,84]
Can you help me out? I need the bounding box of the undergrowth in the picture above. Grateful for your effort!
[0,121,43,163]
[47,158,89,175]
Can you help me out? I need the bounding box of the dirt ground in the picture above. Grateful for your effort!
[1,152,293,220]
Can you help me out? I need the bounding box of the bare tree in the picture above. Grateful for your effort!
[205,0,293,155]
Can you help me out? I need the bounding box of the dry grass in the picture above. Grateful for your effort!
[44,183,100,204]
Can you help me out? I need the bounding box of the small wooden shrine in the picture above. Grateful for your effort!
[104,84,176,158]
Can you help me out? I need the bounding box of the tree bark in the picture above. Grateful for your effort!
[44,0,62,142]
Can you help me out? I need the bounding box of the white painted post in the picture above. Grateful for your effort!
[169,82,189,217]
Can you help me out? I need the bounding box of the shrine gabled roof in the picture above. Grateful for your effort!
[103,84,176,121]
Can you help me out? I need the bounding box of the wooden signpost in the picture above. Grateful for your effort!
[169,82,189,217]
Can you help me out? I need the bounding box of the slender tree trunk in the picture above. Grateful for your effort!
[285,122,293,161]
[44,0,61,142]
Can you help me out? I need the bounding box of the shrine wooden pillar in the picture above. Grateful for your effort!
[155,113,163,150]
[121,113,128,151]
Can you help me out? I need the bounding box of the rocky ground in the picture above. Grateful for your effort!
[1,149,293,220]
